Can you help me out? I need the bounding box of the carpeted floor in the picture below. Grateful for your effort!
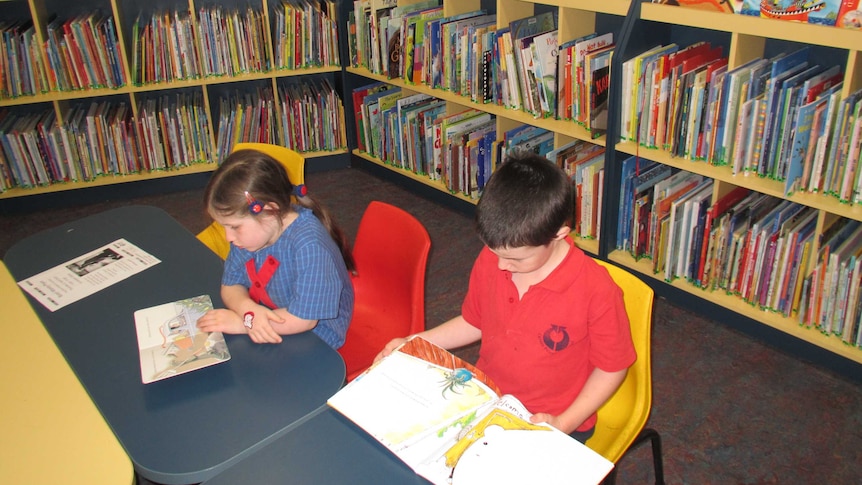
[2,165,861,484]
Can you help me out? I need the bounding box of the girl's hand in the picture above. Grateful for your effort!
[196,308,244,334]
[243,309,284,344]
[197,308,283,344]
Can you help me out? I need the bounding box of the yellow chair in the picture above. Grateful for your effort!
[588,259,665,485]
[197,143,306,259]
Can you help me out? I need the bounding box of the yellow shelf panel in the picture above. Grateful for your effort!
[608,250,862,365]
[615,141,862,222]
[641,4,862,51]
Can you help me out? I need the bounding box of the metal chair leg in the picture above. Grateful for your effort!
[603,428,665,485]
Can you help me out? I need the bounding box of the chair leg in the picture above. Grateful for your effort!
[631,428,665,485]
[606,428,666,485]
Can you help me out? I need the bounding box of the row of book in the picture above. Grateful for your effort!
[273,0,341,71]
[621,42,862,206]
[547,139,606,240]
[0,92,213,190]
[353,82,496,196]
[0,1,341,99]
[215,79,346,162]
[353,82,569,196]
[132,7,270,84]
[352,82,604,234]
[347,4,614,137]
[0,77,345,192]
[617,155,862,347]
[1,13,126,99]
[131,1,340,85]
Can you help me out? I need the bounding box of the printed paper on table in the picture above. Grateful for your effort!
[17,238,161,312]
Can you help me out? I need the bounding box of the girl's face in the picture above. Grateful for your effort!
[212,211,282,252]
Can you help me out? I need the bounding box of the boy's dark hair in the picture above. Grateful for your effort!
[204,149,355,272]
[476,151,572,249]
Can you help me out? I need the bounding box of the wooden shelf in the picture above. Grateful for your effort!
[608,250,862,365]
[641,4,862,51]
[0,163,216,199]
[615,141,862,222]
[523,0,631,16]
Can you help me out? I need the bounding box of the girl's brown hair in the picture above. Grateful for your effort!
[204,149,355,272]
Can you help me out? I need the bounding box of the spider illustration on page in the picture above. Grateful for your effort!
[440,367,474,398]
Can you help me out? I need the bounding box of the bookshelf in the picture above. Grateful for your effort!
[345,0,632,256]
[608,3,862,366]
[0,0,349,200]
[344,0,862,370]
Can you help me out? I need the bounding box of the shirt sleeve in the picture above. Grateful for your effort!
[222,246,250,288]
[461,248,492,329]
[586,266,637,372]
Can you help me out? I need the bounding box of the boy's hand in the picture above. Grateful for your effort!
[529,413,566,433]
[373,337,408,364]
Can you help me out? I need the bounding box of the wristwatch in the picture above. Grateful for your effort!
[243,311,254,330]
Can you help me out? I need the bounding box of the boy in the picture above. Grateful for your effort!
[376,152,636,442]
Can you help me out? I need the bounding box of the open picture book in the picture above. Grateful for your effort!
[327,336,614,485]
[134,295,231,384]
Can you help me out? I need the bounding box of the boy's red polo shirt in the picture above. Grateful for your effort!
[462,237,636,431]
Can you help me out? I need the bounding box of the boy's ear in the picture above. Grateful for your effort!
[554,225,570,240]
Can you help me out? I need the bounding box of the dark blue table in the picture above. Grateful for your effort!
[202,405,432,485]
[3,206,345,485]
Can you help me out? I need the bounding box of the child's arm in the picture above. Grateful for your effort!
[196,284,285,344]
[374,315,483,363]
[267,308,318,336]
[529,367,628,434]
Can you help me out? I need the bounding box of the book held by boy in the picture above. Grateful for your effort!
[134,294,231,384]
[327,336,614,485]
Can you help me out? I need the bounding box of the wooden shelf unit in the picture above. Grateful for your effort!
[0,0,348,199]
[345,0,862,367]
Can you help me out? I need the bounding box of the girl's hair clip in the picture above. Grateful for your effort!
[245,191,264,215]
[293,185,307,197]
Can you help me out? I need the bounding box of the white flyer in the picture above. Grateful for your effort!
[17,238,161,312]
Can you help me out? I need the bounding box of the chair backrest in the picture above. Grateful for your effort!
[337,201,431,381]
[196,143,306,259]
[586,259,655,463]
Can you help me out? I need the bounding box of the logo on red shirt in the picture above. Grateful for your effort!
[542,324,570,352]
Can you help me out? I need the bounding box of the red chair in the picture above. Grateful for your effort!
[337,201,431,382]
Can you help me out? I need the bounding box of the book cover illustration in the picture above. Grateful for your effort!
[837,0,862,28]
[740,0,840,25]
[134,294,230,384]
[328,337,613,485]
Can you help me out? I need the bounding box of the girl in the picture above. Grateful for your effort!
[196,148,355,348]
